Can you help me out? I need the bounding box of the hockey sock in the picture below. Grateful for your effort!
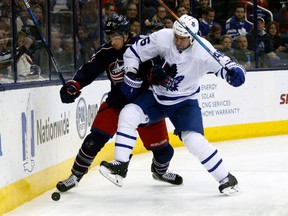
[151,144,174,174]
[72,132,109,176]
[182,131,229,182]
[115,104,146,162]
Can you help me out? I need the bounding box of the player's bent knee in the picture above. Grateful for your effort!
[82,132,110,155]
[119,103,148,128]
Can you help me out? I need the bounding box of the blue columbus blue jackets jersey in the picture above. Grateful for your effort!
[71,35,160,109]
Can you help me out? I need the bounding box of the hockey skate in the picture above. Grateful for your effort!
[56,174,82,192]
[99,160,129,187]
[219,173,239,195]
[151,164,183,185]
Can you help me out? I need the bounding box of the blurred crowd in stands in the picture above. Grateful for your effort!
[0,0,288,83]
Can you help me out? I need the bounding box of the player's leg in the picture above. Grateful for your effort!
[56,102,119,192]
[168,99,238,195]
[99,91,165,185]
[138,120,183,185]
[99,102,146,186]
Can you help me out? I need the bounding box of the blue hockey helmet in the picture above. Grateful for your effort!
[105,13,131,36]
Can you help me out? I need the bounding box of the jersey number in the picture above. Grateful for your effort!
[140,37,150,46]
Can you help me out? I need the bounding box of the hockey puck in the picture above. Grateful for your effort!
[51,192,61,201]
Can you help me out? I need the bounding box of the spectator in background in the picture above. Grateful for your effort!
[278,1,288,42]
[145,5,167,33]
[32,4,44,27]
[50,26,65,71]
[150,21,164,33]
[246,17,275,59]
[199,7,222,37]
[102,2,116,23]
[225,3,252,41]
[130,18,141,36]
[16,9,34,33]
[233,35,267,69]
[206,24,222,45]
[0,0,10,25]
[0,31,36,79]
[179,0,192,15]
[145,5,166,33]
[266,21,287,53]
[102,0,118,13]
[164,15,175,28]
[195,0,209,20]
[175,6,188,18]
[62,34,84,71]
[151,5,166,26]
[77,24,90,62]
[0,27,9,76]
[11,31,39,80]
[216,34,236,60]
[124,3,138,22]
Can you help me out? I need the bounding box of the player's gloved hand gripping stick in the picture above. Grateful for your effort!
[158,0,245,87]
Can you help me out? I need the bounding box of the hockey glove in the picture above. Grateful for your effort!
[225,62,246,87]
[60,80,81,103]
[120,72,143,100]
[147,64,168,86]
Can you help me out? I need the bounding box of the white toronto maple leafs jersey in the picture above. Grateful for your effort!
[124,28,230,105]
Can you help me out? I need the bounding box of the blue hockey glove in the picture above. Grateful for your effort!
[147,64,168,86]
[225,62,246,87]
[120,72,143,100]
[60,80,81,103]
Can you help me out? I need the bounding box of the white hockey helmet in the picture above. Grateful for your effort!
[173,14,199,42]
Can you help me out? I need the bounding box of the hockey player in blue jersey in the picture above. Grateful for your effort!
[100,14,246,195]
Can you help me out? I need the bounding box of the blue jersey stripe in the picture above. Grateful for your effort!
[129,46,142,63]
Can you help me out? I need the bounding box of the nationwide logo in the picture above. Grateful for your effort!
[21,109,70,173]
[21,110,35,172]
[36,112,70,144]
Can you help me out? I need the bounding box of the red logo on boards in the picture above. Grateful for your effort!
[280,94,288,104]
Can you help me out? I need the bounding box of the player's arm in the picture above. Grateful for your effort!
[60,48,105,103]
[202,42,246,87]
[213,51,246,87]
[121,33,162,99]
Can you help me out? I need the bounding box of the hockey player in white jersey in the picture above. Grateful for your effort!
[100,14,245,195]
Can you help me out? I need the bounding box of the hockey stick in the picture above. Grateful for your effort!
[157,0,231,74]
[22,0,66,85]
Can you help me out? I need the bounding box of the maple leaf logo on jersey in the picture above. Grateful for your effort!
[162,64,184,91]
[166,75,184,91]
[109,59,125,85]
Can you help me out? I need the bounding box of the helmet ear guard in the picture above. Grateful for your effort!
[173,14,199,44]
